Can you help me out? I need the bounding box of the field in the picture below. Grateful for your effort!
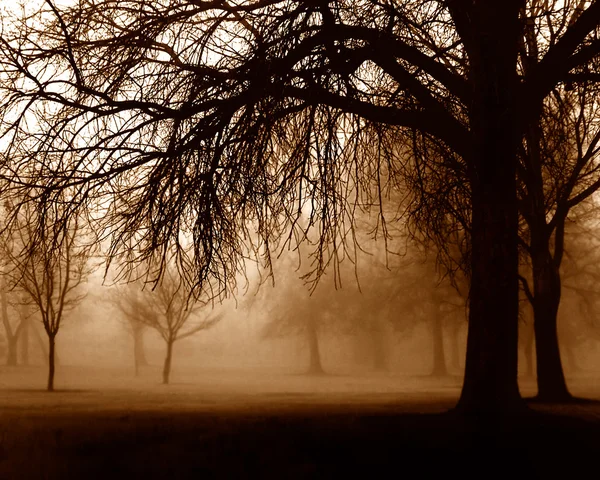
[1,366,600,479]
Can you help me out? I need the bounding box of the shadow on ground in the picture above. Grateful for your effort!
[1,404,599,479]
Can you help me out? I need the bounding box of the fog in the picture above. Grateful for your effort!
[4,242,600,392]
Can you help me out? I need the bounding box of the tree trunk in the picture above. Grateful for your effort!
[532,246,572,401]
[455,4,524,413]
[448,322,463,372]
[19,315,29,366]
[522,321,535,379]
[306,317,324,375]
[34,324,50,366]
[6,335,18,366]
[133,327,148,376]
[431,314,448,377]
[162,339,174,385]
[47,334,56,392]
[1,281,18,366]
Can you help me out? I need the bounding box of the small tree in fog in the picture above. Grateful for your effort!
[0,276,23,366]
[555,214,600,371]
[120,315,148,377]
[259,247,356,375]
[2,200,92,391]
[261,280,327,375]
[116,265,222,384]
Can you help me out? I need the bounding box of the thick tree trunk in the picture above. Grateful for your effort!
[532,247,572,401]
[47,334,56,392]
[431,314,448,377]
[456,4,524,413]
[458,191,523,412]
[306,317,324,375]
[162,340,174,385]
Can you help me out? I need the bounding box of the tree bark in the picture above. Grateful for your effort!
[162,339,174,385]
[306,316,324,375]
[531,245,572,401]
[455,3,524,413]
[431,314,448,377]
[47,334,56,392]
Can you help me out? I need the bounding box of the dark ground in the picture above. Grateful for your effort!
[1,367,599,479]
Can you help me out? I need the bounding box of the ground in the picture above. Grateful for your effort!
[1,365,600,479]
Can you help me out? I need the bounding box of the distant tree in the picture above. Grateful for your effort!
[259,241,383,375]
[126,317,148,377]
[0,276,23,366]
[516,78,600,400]
[557,211,600,370]
[116,264,222,384]
[2,200,92,391]
[370,253,467,377]
[259,258,330,375]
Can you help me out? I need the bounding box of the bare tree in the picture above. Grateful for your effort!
[116,264,222,384]
[0,276,23,366]
[2,200,91,391]
[120,313,149,377]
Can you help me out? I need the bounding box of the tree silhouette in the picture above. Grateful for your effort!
[1,199,92,391]
[120,312,149,377]
[2,1,600,411]
[115,263,222,384]
[0,276,23,366]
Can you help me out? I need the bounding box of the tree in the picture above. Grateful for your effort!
[2,1,600,412]
[115,264,222,384]
[0,276,23,366]
[556,210,600,369]
[2,200,91,391]
[258,247,340,375]
[401,7,600,401]
[516,74,600,400]
[120,311,149,377]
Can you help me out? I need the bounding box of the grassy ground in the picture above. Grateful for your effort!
[1,366,600,479]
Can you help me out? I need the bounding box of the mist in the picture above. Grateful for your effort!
[4,234,600,391]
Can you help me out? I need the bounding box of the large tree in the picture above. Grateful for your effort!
[2,1,600,412]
